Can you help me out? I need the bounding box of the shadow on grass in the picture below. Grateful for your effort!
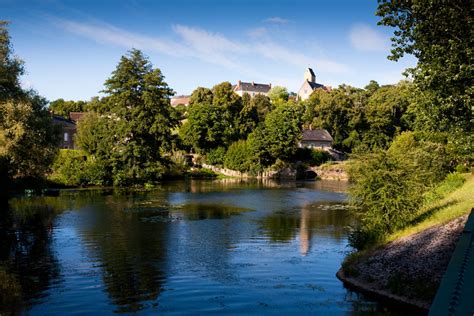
[409,200,459,226]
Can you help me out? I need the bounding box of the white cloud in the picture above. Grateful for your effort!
[247,27,267,38]
[54,19,351,82]
[349,24,388,52]
[264,17,289,24]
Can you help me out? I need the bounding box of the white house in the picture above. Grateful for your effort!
[233,80,272,97]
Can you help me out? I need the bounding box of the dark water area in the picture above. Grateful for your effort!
[1,180,407,315]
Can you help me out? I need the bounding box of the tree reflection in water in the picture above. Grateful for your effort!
[0,197,63,314]
[261,202,352,255]
[78,191,169,313]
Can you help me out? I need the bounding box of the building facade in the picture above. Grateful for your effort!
[298,128,333,150]
[297,68,328,101]
[233,81,271,97]
[171,95,191,107]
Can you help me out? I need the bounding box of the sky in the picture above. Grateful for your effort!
[2,0,417,101]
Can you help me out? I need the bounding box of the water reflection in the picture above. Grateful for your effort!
[0,180,409,315]
[261,202,352,256]
[79,192,169,313]
[0,198,64,314]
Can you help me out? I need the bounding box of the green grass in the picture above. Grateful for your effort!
[386,173,474,242]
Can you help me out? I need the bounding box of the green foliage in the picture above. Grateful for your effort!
[303,82,413,152]
[179,103,227,152]
[267,86,289,103]
[179,82,245,153]
[204,147,226,166]
[0,21,24,100]
[76,49,179,185]
[0,22,59,192]
[348,132,450,249]
[377,0,472,133]
[293,148,331,166]
[49,99,87,117]
[424,173,465,205]
[49,149,108,186]
[189,87,213,107]
[186,168,217,179]
[224,140,251,172]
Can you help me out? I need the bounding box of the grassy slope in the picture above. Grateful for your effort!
[387,173,474,242]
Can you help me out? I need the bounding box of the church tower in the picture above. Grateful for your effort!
[304,68,316,83]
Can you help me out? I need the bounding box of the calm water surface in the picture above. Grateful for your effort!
[1,180,404,315]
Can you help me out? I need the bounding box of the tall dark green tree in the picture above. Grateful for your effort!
[0,21,23,101]
[77,49,179,185]
[377,0,472,133]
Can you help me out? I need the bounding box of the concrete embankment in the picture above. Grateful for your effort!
[337,215,469,310]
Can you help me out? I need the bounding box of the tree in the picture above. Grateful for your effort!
[188,87,213,107]
[49,99,87,117]
[251,94,273,122]
[363,82,412,149]
[179,103,226,152]
[0,21,23,100]
[377,0,472,133]
[348,132,449,249]
[0,22,59,193]
[76,49,179,185]
[267,86,289,103]
[246,104,303,168]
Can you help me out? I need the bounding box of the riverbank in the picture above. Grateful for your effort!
[337,173,474,310]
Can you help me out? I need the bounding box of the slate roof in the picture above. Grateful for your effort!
[301,129,333,142]
[307,81,324,90]
[52,115,75,126]
[234,81,271,93]
[307,68,315,77]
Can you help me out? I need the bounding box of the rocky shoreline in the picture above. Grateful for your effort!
[337,215,468,310]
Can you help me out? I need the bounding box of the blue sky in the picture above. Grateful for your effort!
[2,0,417,101]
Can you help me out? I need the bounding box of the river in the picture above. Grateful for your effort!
[1,179,405,315]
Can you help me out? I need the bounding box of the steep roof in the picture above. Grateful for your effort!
[307,68,315,77]
[234,81,271,93]
[307,81,324,90]
[301,129,333,142]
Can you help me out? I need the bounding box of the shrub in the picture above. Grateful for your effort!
[49,149,110,186]
[49,149,88,186]
[455,164,470,173]
[224,141,252,172]
[205,147,226,166]
[348,132,450,249]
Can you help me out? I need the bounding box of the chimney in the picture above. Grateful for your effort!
[269,83,272,88]
[252,81,255,86]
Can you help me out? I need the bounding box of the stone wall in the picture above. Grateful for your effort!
[310,163,348,181]
[202,164,297,180]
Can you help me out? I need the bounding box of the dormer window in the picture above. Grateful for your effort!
[64,132,69,142]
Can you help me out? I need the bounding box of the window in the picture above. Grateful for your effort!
[64,132,69,142]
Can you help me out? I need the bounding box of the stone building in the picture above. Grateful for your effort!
[171,95,191,107]
[297,68,329,101]
[298,128,333,150]
[51,112,86,149]
[233,80,272,97]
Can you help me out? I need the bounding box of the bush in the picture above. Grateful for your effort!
[455,164,470,173]
[292,148,331,166]
[348,132,450,249]
[204,147,226,166]
[49,149,110,186]
[224,141,252,172]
